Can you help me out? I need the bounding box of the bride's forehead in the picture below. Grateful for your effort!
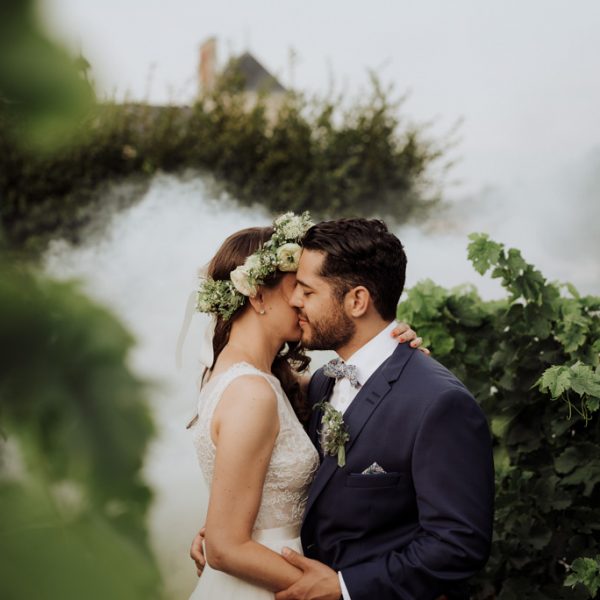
[279,273,298,288]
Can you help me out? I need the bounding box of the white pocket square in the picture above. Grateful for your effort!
[361,462,387,475]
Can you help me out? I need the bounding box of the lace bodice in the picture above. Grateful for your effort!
[189,362,319,530]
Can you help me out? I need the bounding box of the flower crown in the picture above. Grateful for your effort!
[196,211,314,320]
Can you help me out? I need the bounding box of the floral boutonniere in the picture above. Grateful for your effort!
[314,400,350,467]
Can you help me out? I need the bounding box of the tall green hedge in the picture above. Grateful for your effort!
[398,235,600,599]
[1,72,447,253]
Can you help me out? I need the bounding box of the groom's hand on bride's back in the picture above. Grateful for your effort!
[275,548,341,600]
[189,527,206,577]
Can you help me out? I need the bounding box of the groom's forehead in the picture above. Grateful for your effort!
[297,249,329,287]
[298,249,325,275]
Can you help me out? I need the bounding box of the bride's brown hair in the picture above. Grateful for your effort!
[201,226,310,423]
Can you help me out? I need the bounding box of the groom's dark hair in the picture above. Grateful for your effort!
[302,218,407,321]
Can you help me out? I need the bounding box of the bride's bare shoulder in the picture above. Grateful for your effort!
[212,374,279,445]
[216,373,277,415]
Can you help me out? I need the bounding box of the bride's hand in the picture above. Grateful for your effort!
[391,321,430,356]
[190,526,207,577]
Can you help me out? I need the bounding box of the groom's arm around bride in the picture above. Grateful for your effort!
[279,346,495,600]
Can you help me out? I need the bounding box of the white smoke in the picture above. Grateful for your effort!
[43,163,599,597]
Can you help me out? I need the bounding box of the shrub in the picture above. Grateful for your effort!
[1,75,448,253]
[398,234,600,599]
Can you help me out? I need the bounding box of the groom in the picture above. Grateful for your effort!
[276,218,495,600]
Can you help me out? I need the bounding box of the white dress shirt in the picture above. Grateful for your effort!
[328,321,399,600]
[329,320,399,416]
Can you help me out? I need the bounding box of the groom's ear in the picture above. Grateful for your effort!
[345,286,371,318]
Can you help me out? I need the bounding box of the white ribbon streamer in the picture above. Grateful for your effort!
[175,268,216,372]
[175,289,198,370]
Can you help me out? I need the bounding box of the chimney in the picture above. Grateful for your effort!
[198,37,217,95]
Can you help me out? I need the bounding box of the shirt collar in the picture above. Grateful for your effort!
[339,321,398,387]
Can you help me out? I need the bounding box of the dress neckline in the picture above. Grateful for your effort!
[204,361,279,388]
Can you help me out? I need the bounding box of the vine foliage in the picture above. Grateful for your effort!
[398,233,600,599]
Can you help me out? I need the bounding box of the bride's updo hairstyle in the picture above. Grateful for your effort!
[205,226,310,423]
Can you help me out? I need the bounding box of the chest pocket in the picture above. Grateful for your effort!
[344,471,416,531]
[345,472,403,488]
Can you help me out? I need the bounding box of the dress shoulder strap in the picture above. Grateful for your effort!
[201,362,281,407]
[217,361,279,388]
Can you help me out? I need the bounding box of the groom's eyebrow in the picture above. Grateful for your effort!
[296,278,314,290]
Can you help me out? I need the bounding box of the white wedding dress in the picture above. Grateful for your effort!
[188,362,320,599]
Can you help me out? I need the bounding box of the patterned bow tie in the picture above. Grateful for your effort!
[323,358,361,389]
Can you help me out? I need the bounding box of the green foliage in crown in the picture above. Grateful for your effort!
[196,278,245,321]
[397,234,600,599]
[196,211,313,320]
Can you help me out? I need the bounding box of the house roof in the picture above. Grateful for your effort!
[227,52,286,93]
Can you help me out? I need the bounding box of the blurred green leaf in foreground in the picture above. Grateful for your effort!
[0,0,94,153]
[0,252,163,599]
[0,3,161,595]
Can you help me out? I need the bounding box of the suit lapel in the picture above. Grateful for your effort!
[304,344,415,519]
[308,375,335,458]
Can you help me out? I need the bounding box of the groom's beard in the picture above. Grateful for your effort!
[301,306,356,351]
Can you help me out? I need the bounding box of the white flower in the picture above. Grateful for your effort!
[274,212,295,227]
[243,253,262,272]
[280,216,307,240]
[230,265,257,297]
[276,243,302,272]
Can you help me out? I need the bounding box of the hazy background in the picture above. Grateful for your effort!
[41,0,600,195]
[33,1,600,597]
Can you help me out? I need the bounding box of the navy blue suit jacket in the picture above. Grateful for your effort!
[301,343,495,600]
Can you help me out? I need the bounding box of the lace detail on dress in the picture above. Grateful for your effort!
[189,362,319,530]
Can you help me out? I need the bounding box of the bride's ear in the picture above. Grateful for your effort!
[248,290,266,315]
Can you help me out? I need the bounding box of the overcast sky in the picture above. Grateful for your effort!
[40,0,600,196]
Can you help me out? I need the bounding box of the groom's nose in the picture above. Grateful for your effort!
[289,284,303,308]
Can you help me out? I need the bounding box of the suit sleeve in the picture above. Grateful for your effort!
[341,388,495,600]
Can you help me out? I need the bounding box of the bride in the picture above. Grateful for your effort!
[186,213,423,599]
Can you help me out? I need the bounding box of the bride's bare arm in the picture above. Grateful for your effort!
[204,375,302,591]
